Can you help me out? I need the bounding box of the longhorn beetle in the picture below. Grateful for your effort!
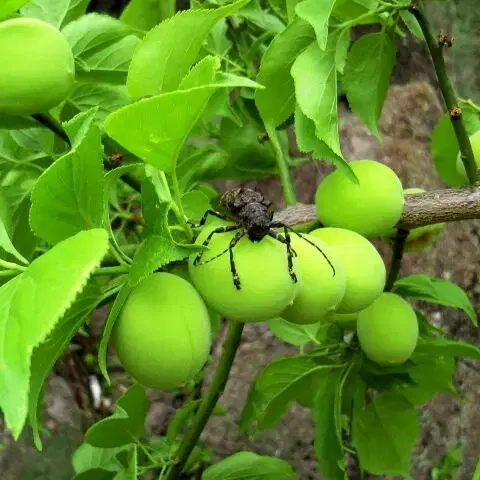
[191,188,335,290]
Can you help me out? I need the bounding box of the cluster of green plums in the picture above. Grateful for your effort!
[0,18,75,116]
[113,160,445,390]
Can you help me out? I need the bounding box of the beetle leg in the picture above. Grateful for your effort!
[193,225,240,265]
[188,209,234,228]
[268,229,297,283]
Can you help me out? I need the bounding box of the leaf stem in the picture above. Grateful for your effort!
[31,113,71,147]
[92,266,130,277]
[165,321,245,480]
[0,269,21,278]
[170,170,193,240]
[266,124,297,206]
[385,228,409,291]
[410,1,478,185]
[0,259,27,272]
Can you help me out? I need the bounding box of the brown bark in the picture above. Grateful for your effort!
[273,187,480,230]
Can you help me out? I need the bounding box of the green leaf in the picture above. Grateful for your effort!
[0,228,108,438]
[313,369,344,480]
[0,127,54,172]
[267,317,319,346]
[202,452,296,480]
[430,114,465,187]
[240,356,337,431]
[294,106,356,181]
[237,2,285,33]
[393,274,477,325]
[63,84,131,127]
[127,0,250,98]
[62,14,141,84]
[400,10,423,39]
[166,399,201,444]
[30,110,105,246]
[267,0,287,22]
[255,18,315,128]
[98,282,133,383]
[182,191,211,220]
[0,0,29,20]
[73,443,125,474]
[415,337,480,360]
[343,32,396,139]
[335,27,351,74]
[21,0,89,28]
[392,355,456,406]
[128,234,190,286]
[113,445,137,480]
[295,0,335,50]
[103,164,144,261]
[120,0,172,31]
[105,87,217,173]
[0,113,38,130]
[352,393,419,475]
[0,212,28,264]
[179,56,220,89]
[29,282,102,449]
[85,385,148,448]
[215,118,280,180]
[291,37,340,156]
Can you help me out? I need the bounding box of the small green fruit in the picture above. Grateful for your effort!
[188,222,300,322]
[113,273,211,389]
[281,234,346,324]
[0,18,75,116]
[315,160,404,237]
[456,130,480,184]
[401,188,444,252]
[357,292,418,366]
[310,228,386,313]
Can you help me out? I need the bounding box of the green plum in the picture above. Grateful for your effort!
[357,292,418,366]
[113,273,211,390]
[188,222,300,322]
[0,18,75,116]
[310,227,386,313]
[315,160,404,237]
[281,234,346,324]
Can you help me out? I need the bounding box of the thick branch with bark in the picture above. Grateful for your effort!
[273,187,480,230]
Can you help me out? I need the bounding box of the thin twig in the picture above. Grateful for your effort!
[410,1,478,184]
[166,321,244,480]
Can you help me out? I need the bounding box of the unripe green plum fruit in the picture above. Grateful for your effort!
[400,188,444,252]
[456,130,480,183]
[310,228,385,313]
[357,292,418,366]
[281,234,346,324]
[0,18,75,116]
[188,222,300,322]
[315,160,404,237]
[113,273,211,390]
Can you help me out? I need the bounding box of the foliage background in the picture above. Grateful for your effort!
[0,1,479,479]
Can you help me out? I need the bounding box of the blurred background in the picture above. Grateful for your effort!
[0,1,479,479]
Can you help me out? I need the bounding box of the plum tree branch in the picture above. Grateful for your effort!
[166,321,244,480]
[410,1,478,185]
[273,187,480,230]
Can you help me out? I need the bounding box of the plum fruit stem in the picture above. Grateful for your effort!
[165,321,245,480]
[410,1,478,185]
[385,228,409,291]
